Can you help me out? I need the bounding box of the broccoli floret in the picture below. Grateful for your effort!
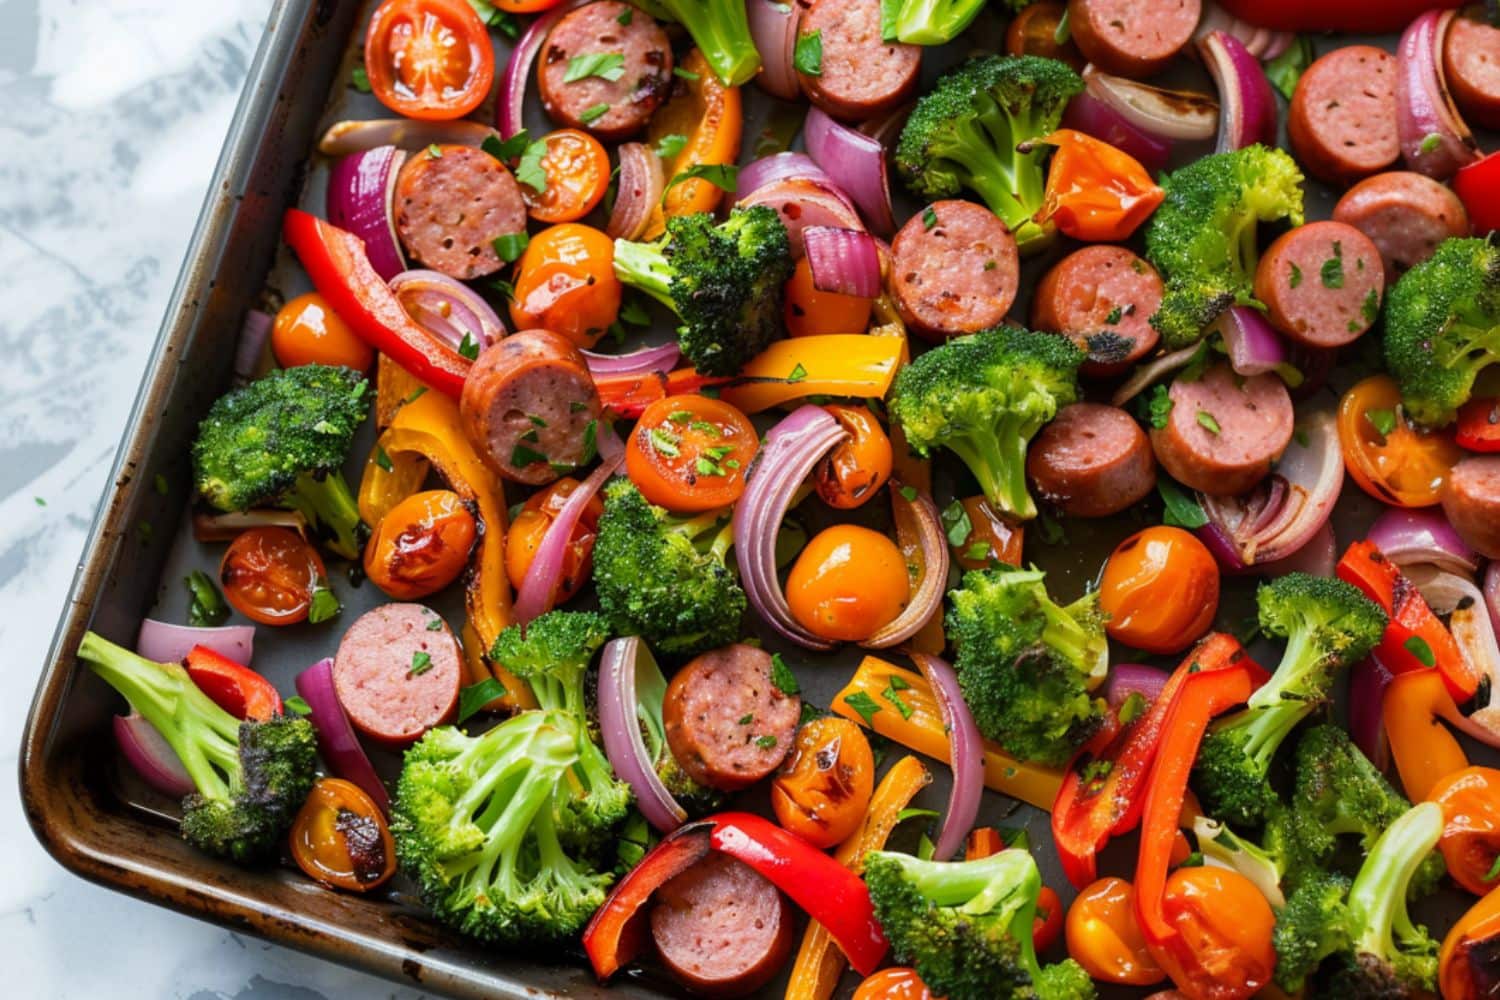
[1144,145,1305,348]
[1194,574,1386,827]
[191,364,369,559]
[883,0,988,44]
[392,711,614,944]
[1274,871,1354,992]
[1384,237,1500,427]
[865,849,1095,1000]
[76,631,316,862]
[946,567,1107,766]
[490,612,630,845]
[626,637,724,816]
[631,1,759,86]
[890,326,1082,521]
[613,207,793,375]
[895,55,1083,250]
[1193,809,1306,909]
[592,479,745,656]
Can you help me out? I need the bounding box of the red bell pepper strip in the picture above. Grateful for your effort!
[1454,151,1500,237]
[595,368,734,419]
[1215,0,1461,33]
[182,645,282,721]
[282,209,470,398]
[1458,398,1500,453]
[1052,634,1266,889]
[708,812,889,976]
[1337,540,1477,700]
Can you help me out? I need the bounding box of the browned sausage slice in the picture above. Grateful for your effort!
[333,604,462,746]
[650,854,795,997]
[663,643,800,792]
[1253,221,1385,349]
[1288,46,1400,185]
[1031,245,1163,376]
[1028,403,1157,517]
[1332,171,1470,280]
[393,145,528,281]
[1149,364,1294,497]
[736,177,863,258]
[1066,0,1201,79]
[1441,456,1500,558]
[1445,8,1500,131]
[890,200,1018,341]
[538,1,673,140]
[796,0,921,122]
[459,328,603,485]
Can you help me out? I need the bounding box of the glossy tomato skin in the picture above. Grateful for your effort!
[626,394,758,513]
[364,0,494,121]
[523,130,610,224]
[852,968,935,1000]
[1005,1,1085,69]
[785,257,874,338]
[952,495,1024,570]
[814,405,893,510]
[219,526,326,626]
[509,224,620,349]
[1454,152,1500,235]
[504,476,604,602]
[770,716,875,848]
[1066,877,1167,986]
[786,525,910,642]
[1338,375,1463,508]
[1099,526,1219,654]
[1154,867,1276,1000]
[364,490,477,600]
[271,292,373,371]
[1430,767,1500,896]
[290,778,397,892]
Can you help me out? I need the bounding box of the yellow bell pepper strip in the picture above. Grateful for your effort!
[374,352,429,430]
[1440,884,1500,1000]
[461,621,535,713]
[1035,129,1165,243]
[718,335,904,415]
[785,755,932,1000]
[646,48,743,237]
[1383,669,1500,802]
[832,655,1063,809]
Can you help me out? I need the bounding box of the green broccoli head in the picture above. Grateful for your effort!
[864,849,1096,1000]
[1384,237,1500,427]
[613,206,793,375]
[191,364,370,558]
[1193,809,1309,910]
[76,631,317,862]
[630,1,759,86]
[896,55,1082,250]
[1145,145,1305,348]
[885,0,989,44]
[891,326,1082,520]
[946,567,1107,766]
[592,479,746,656]
[1274,871,1354,993]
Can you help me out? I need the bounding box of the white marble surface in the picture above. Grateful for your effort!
[0,1,430,996]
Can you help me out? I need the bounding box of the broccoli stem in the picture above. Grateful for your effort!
[671,4,760,87]
[946,413,1035,521]
[892,0,986,45]
[1347,802,1443,960]
[612,238,677,313]
[284,471,365,560]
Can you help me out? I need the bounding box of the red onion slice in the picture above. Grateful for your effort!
[734,406,849,650]
[1062,91,1172,177]
[1110,344,1203,407]
[1199,30,1278,153]
[1349,655,1394,771]
[1215,305,1289,378]
[1104,664,1171,707]
[498,0,584,140]
[1193,2,1295,60]
[747,0,799,101]
[738,152,838,200]
[598,637,687,832]
[327,146,407,281]
[863,484,949,650]
[1396,10,1482,180]
[803,227,882,299]
[514,450,624,624]
[582,341,681,378]
[1367,505,1479,577]
[803,108,898,237]
[234,309,272,384]
[1487,563,1500,646]
[137,619,255,667]
[910,653,983,862]
[606,143,664,241]
[318,118,500,157]
[114,713,195,799]
[1082,66,1219,142]
[1255,521,1337,579]
[295,657,390,814]
[389,269,506,353]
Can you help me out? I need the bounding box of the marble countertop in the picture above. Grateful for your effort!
[0,1,429,996]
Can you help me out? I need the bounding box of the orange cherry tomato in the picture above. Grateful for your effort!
[853,967,935,1000]
[363,0,494,122]
[1152,866,1276,1000]
[363,489,476,600]
[814,404,893,509]
[509,223,621,350]
[1440,884,1500,1000]
[1338,374,1464,507]
[1099,526,1220,655]
[1004,1,1086,69]
[785,256,874,338]
[504,476,604,602]
[290,778,397,892]
[523,129,611,224]
[625,394,758,513]
[786,524,909,642]
[1037,129,1165,243]
[646,48,743,233]
[491,0,562,13]
[271,292,374,371]
[219,526,327,626]
[1430,767,1500,896]
[770,716,875,848]
[952,495,1025,570]
[1067,877,1167,986]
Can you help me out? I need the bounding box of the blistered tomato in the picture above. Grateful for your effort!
[509,223,621,349]
[1099,526,1219,654]
[290,777,397,892]
[771,716,875,848]
[814,404,893,509]
[1066,877,1166,986]
[271,292,373,371]
[363,489,477,600]
[219,526,327,626]
[1153,866,1276,1000]
[625,394,758,513]
[786,525,909,642]
[852,967,935,1000]
[504,477,604,603]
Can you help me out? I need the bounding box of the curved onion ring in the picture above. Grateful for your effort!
[582,341,681,378]
[1367,505,1479,577]
[1405,566,1500,742]
[1395,10,1481,179]
[1110,344,1204,407]
[746,0,799,101]
[1194,2,1295,60]
[1349,655,1394,771]
[863,483,949,650]
[1199,29,1278,152]
[514,448,625,624]
[804,108,898,237]
[498,0,586,140]
[606,143,664,241]
[803,227,882,299]
[295,656,391,814]
[910,652,983,863]
[327,145,407,281]
[1082,65,1219,142]
[389,270,506,353]
[598,636,686,832]
[136,619,254,666]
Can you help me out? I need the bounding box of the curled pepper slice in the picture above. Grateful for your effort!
[1036,129,1165,242]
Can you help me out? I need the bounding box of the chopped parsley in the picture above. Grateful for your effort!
[308,586,341,625]
[1419,132,1443,155]
[579,103,611,125]
[616,5,632,24]
[647,427,681,457]
[1321,241,1345,289]
[673,66,700,80]
[655,133,689,160]
[511,442,548,467]
[1288,262,1302,288]
[1361,288,1380,325]
[794,29,823,76]
[492,231,529,262]
[738,713,754,725]
[899,485,919,502]
[843,691,882,726]
[564,52,626,84]
[941,500,973,547]
[426,617,444,631]
[457,331,480,361]
[1146,383,1174,429]
[185,570,229,627]
[482,130,532,162]
[881,680,914,720]
[409,651,433,676]
[1159,478,1209,530]
[456,678,508,724]
[426,143,443,159]
[350,65,371,93]
[283,695,312,717]
[619,297,652,325]
[1365,408,1397,438]
[771,653,801,695]
[668,409,692,423]
[787,362,808,383]
[375,446,394,473]
[1104,305,1124,325]
[1196,409,1221,435]
[922,205,938,230]
[515,139,549,192]
[755,734,779,750]
[665,163,739,194]
[1405,635,1436,668]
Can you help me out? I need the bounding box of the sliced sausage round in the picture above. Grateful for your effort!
[650,854,795,997]
[1031,245,1163,376]
[736,177,863,258]
[796,0,921,122]
[459,328,602,485]
[1288,46,1400,185]
[332,604,462,747]
[1066,0,1201,79]
[1441,456,1500,558]
[890,200,1018,341]
[663,643,800,792]
[1028,403,1156,518]
[1332,171,1470,280]
[393,145,527,281]
[1149,364,1294,497]
[538,1,672,141]
[1445,8,1500,131]
[1253,221,1385,349]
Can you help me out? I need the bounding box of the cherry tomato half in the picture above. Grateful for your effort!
[625,394,758,513]
[1338,374,1464,507]
[509,223,621,350]
[852,967,935,1000]
[1099,526,1219,654]
[522,130,611,224]
[952,495,1024,571]
[771,716,875,849]
[814,405,893,509]
[785,256,874,338]
[219,526,327,626]
[1152,866,1276,1000]
[363,0,494,122]
[786,525,909,642]
[1004,1,1086,70]
[271,292,374,371]
[1457,398,1500,453]
[1066,877,1167,986]
[290,777,397,892]
[364,489,477,600]
[1431,767,1500,897]
[504,476,605,603]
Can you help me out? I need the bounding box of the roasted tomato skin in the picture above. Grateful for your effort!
[364,489,477,600]
[771,716,876,848]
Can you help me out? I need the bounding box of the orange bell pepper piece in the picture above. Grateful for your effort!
[646,48,742,235]
[1440,883,1500,1000]
[1036,129,1165,242]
